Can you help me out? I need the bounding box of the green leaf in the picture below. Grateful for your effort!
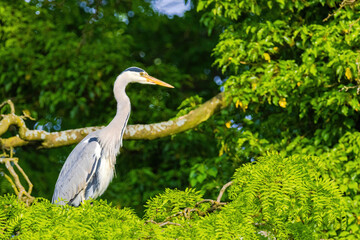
[208,167,218,177]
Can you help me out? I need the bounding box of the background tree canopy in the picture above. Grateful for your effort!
[1,0,221,211]
[1,0,360,238]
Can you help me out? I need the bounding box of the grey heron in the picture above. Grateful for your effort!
[52,67,174,206]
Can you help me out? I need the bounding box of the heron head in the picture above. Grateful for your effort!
[121,67,174,88]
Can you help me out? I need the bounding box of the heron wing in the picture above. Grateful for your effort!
[52,136,102,205]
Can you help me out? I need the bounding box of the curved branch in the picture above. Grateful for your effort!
[0,93,228,149]
[216,181,233,203]
[125,92,227,140]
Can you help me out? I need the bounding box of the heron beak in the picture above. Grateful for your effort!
[144,74,174,88]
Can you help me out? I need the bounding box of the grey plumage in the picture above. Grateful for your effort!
[52,67,174,206]
[52,135,103,206]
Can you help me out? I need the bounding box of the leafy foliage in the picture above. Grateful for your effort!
[197,0,360,237]
[1,0,360,238]
[175,95,203,117]
[230,153,344,239]
[144,188,203,222]
[0,195,147,239]
[0,153,344,239]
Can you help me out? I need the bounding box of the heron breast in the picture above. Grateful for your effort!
[93,156,115,198]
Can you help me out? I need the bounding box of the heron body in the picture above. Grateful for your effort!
[52,67,173,206]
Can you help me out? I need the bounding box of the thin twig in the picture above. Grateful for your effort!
[4,158,25,196]
[340,85,360,93]
[0,147,34,204]
[323,0,357,22]
[159,221,182,227]
[21,110,35,121]
[146,219,182,227]
[217,181,233,203]
[3,173,19,195]
[195,199,217,207]
[0,100,15,114]
[349,17,360,31]
[163,211,184,222]
[184,208,200,219]
[13,161,33,195]
[146,219,157,224]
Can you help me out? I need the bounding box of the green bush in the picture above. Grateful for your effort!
[0,153,345,239]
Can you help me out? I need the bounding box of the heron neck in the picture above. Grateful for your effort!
[109,95,131,132]
[107,92,131,140]
[98,91,131,159]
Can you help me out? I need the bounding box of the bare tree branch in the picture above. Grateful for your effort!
[125,92,227,140]
[158,221,182,227]
[323,0,358,22]
[0,148,34,204]
[0,93,228,149]
[216,181,233,203]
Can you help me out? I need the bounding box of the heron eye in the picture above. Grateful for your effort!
[140,72,145,76]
